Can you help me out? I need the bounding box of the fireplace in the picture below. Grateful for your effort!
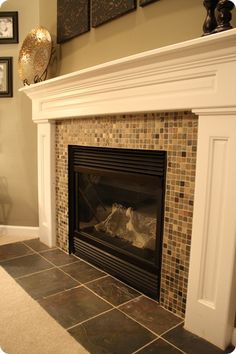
[68,145,166,298]
[21,30,236,349]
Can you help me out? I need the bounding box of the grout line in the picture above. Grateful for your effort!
[159,303,185,320]
[81,274,109,285]
[15,266,56,280]
[117,307,159,337]
[0,251,35,263]
[37,248,61,255]
[132,337,160,353]
[56,266,83,284]
[109,273,142,296]
[37,247,57,253]
[21,241,47,253]
[36,251,82,282]
[72,253,110,273]
[116,294,143,308]
[66,308,114,331]
[82,283,116,308]
[38,284,83,300]
[160,337,187,354]
[16,267,58,280]
[32,252,65,268]
[159,321,184,337]
[133,291,159,305]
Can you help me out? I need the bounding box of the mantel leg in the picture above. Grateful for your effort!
[37,121,56,247]
[185,111,236,349]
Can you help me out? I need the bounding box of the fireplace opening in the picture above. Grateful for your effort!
[68,146,167,299]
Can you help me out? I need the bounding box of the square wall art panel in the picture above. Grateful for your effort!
[92,0,137,27]
[57,0,90,43]
[140,0,159,7]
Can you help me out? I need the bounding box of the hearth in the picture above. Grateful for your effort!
[68,145,167,298]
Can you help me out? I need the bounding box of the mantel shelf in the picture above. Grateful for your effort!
[20,28,236,122]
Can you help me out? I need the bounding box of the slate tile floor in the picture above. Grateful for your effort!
[0,239,227,354]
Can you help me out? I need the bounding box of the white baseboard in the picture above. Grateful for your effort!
[0,225,39,239]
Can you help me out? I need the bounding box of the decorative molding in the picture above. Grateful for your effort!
[185,113,236,349]
[37,122,56,248]
[20,29,236,121]
[198,137,228,306]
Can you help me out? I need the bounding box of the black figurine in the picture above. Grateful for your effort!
[202,0,219,35]
[214,0,235,32]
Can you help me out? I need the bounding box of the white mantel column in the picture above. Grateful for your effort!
[185,109,236,349]
[37,120,56,247]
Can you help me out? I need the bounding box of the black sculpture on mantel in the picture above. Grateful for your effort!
[202,0,235,36]
[202,0,219,35]
[214,0,235,32]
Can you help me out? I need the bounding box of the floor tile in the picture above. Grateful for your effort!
[86,275,140,306]
[0,253,53,278]
[119,295,182,335]
[0,242,33,261]
[136,338,183,353]
[23,238,51,252]
[68,309,156,354]
[163,324,225,354]
[60,260,106,283]
[16,268,79,300]
[38,286,112,329]
[40,248,78,266]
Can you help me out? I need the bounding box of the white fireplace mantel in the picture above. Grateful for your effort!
[21,29,236,350]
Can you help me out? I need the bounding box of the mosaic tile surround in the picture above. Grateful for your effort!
[55,111,198,317]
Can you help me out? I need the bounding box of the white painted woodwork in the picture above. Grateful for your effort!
[185,112,236,349]
[20,29,236,350]
[37,122,56,248]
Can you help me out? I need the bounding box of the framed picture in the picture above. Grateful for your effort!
[57,0,90,43]
[0,57,13,97]
[0,12,19,44]
[92,0,137,27]
[140,0,159,6]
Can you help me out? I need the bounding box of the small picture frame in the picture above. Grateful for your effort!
[0,57,13,97]
[0,12,19,44]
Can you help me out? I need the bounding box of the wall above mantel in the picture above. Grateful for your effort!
[39,0,236,76]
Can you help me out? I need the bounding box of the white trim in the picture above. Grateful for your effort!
[20,29,236,122]
[185,113,236,349]
[0,225,39,238]
[37,122,56,248]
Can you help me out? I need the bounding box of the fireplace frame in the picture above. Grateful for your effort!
[20,29,236,350]
[68,145,167,298]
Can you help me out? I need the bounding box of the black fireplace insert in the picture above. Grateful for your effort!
[68,145,166,299]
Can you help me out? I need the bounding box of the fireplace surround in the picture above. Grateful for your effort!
[21,29,236,350]
[56,111,197,317]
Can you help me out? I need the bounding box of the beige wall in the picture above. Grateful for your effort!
[1,0,235,227]
[39,0,236,75]
[0,0,39,226]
